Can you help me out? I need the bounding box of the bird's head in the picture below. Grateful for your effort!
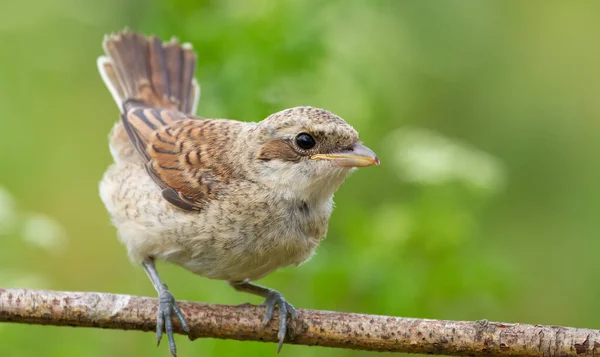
[250,106,378,203]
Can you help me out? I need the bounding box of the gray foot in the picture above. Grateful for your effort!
[261,290,298,353]
[156,286,190,357]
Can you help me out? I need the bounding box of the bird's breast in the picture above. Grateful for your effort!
[101,163,334,282]
[179,192,334,281]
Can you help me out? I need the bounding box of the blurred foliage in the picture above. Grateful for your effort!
[1,0,600,356]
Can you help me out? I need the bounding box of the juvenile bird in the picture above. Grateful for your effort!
[97,30,378,356]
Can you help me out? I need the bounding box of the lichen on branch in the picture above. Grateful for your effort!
[0,288,598,356]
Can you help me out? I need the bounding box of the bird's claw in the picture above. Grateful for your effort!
[156,288,190,357]
[261,290,298,353]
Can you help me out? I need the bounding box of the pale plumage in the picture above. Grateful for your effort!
[98,30,378,356]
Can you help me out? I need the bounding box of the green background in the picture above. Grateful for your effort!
[2,1,600,356]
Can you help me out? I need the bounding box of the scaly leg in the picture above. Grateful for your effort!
[142,259,190,357]
[229,280,298,353]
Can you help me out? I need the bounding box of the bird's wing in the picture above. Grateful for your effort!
[122,105,238,211]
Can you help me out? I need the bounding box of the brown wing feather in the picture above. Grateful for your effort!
[100,30,214,211]
[124,107,242,211]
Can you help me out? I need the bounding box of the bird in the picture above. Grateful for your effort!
[97,29,379,356]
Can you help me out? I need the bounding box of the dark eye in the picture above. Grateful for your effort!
[295,133,316,150]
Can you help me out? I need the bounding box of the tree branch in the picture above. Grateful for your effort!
[0,288,598,356]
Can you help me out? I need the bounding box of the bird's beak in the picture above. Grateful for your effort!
[311,143,380,167]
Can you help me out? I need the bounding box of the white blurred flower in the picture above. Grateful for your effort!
[0,270,47,288]
[21,213,67,254]
[0,186,17,235]
[385,127,506,192]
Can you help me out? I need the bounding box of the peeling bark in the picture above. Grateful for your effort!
[0,288,598,356]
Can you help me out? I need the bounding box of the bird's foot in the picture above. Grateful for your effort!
[260,290,298,353]
[156,286,190,357]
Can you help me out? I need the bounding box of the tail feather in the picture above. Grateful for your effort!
[98,30,200,115]
[97,56,125,107]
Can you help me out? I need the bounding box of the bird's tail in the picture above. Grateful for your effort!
[97,30,200,115]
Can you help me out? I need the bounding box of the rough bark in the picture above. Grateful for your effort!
[0,288,598,356]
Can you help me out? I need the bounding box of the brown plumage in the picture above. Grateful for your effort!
[101,31,198,112]
[98,30,378,356]
[143,118,244,210]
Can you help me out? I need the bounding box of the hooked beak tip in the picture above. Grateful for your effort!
[311,143,379,168]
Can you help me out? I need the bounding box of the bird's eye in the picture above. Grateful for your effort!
[295,133,316,150]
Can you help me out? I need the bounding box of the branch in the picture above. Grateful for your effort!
[0,288,598,356]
